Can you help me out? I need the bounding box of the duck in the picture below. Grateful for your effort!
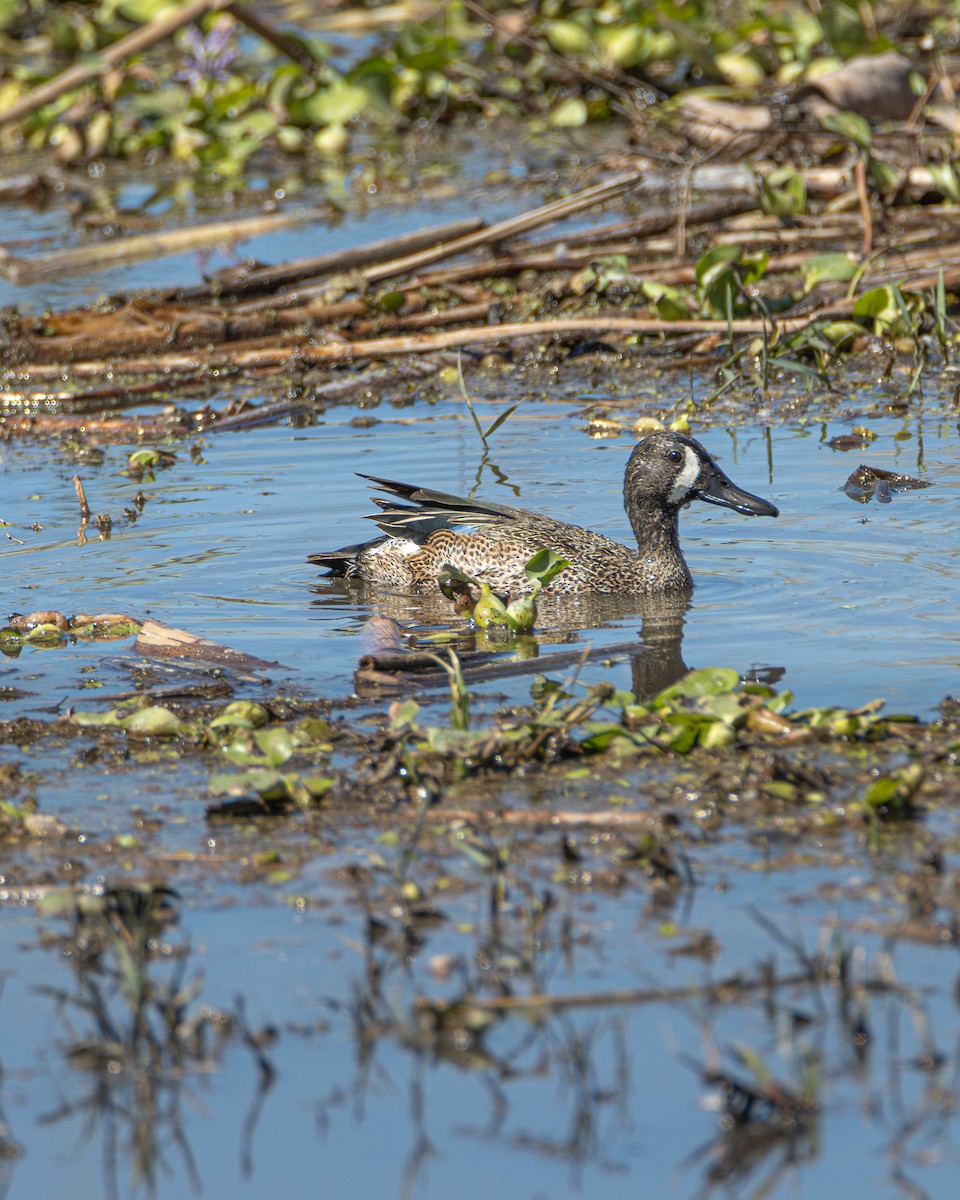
[308,431,778,595]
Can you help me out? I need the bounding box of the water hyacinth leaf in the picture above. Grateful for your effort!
[578,723,636,753]
[658,667,742,701]
[820,320,864,346]
[715,49,765,88]
[121,706,186,737]
[852,285,909,334]
[759,166,807,217]
[549,97,589,127]
[700,693,746,725]
[699,721,737,749]
[695,244,743,288]
[641,280,694,321]
[592,254,639,293]
[208,701,270,730]
[378,289,406,313]
[72,710,123,728]
[253,726,296,767]
[870,159,902,194]
[128,448,173,468]
[472,583,511,630]
[524,548,570,589]
[741,251,769,285]
[208,769,292,802]
[294,718,333,747]
[437,563,477,601]
[505,591,538,632]
[301,79,373,127]
[820,110,872,149]
[863,763,924,816]
[24,624,65,645]
[929,161,960,205]
[302,776,335,798]
[389,698,420,730]
[598,24,649,68]
[545,19,594,56]
[802,253,858,292]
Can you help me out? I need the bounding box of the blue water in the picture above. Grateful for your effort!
[2,393,957,718]
[3,138,960,1200]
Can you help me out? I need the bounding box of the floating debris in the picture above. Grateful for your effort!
[842,464,932,503]
[827,425,877,450]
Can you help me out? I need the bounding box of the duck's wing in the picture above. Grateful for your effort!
[359,474,523,538]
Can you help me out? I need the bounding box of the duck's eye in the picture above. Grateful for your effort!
[667,449,683,463]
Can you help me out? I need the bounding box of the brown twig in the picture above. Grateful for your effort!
[6,313,824,382]
[360,170,646,283]
[854,156,873,257]
[414,969,821,1017]
[226,3,320,73]
[1,210,318,285]
[72,476,91,520]
[178,217,486,303]
[355,637,647,691]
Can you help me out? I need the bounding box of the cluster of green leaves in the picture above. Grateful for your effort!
[0,2,481,174]
[537,0,890,96]
[0,0,946,173]
[439,548,571,636]
[71,699,336,807]
[0,614,140,655]
[381,664,926,819]
[61,664,940,821]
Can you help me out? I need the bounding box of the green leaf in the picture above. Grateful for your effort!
[658,667,741,702]
[929,161,960,205]
[759,165,807,217]
[802,252,858,292]
[549,97,589,128]
[695,244,743,287]
[121,706,186,737]
[641,280,694,320]
[698,721,737,749]
[208,769,292,802]
[302,775,335,798]
[484,401,521,440]
[253,726,295,767]
[301,79,373,127]
[72,710,122,728]
[820,110,872,149]
[523,548,570,588]
[545,19,594,56]
[209,701,270,730]
[378,289,406,313]
[598,25,650,68]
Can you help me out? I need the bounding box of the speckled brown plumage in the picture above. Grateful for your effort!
[309,432,779,595]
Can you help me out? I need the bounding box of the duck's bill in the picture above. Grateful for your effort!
[694,461,779,518]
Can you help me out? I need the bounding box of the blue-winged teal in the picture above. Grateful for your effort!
[309,432,778,595]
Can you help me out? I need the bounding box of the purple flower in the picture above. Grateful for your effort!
[176,21,241,87]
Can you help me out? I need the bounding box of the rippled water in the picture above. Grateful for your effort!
[3,388,957,718]
[3,155,960,1200]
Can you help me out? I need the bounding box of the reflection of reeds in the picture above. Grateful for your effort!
[35,884,274,1199]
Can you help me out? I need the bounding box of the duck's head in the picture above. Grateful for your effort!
[625,432,779,518]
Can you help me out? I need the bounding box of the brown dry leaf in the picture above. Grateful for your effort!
[796,52,919,121]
